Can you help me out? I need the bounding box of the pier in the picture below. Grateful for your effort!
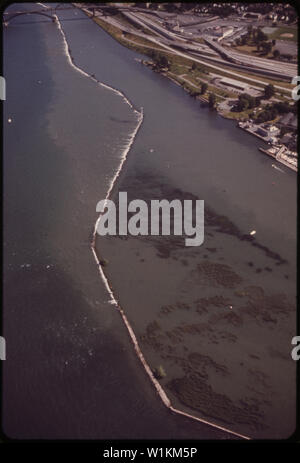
[259,146,297,172]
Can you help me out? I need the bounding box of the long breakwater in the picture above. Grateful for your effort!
[51,5,250,440]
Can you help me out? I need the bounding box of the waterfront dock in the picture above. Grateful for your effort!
[259,146,297,172]
[238,122,297,172]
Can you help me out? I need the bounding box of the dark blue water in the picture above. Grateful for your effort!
[3,3,296,439]
[3,3,232,439]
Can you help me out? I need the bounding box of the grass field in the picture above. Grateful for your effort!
[221,108,254,120]
[267,26,298,42]
[93,17,165,53]
[233,44,274,60]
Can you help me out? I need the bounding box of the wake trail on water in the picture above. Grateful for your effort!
[45,4,250,441]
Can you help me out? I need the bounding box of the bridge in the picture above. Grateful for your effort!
[3,9,57,25]
[3,4,155,25]
[2,5,75,25]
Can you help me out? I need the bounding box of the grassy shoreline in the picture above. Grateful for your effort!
[87,11,291,126]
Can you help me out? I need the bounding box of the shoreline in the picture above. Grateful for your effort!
[83,8,297,173]
[54,7,250,440]
[85,12,295,438]
[141,58,297,172]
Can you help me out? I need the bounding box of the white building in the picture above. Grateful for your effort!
[208,25,234,40]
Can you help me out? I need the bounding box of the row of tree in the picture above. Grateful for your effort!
[236,26,295,61]
[231,84,275,113]
[148,51,288,120]
[232,93,261,112]
[235,26,275,56]
[255,100,295,123]
[264,83,275,99]
[150,51,169,69]
[191,62,208,75]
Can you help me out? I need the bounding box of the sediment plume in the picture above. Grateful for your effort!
[51,4,250,440]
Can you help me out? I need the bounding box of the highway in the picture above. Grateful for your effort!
[204,37,297,79]
[120,11,294,91]
[77,5,294,95]
[128,11,296,81]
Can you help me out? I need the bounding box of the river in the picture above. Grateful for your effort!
[3,3,296,439]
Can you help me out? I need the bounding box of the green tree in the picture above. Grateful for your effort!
[255,96,262,107]
[273,101,290,114]
[256,28,268,42]
[158,55,169,69]
[261,41,272,55]
[241,35,247,45]
[256,107,278,123]
[235,93,257,112]
[256,40,261,52]
[150,50,158,61]
[264,83,275,99]
[201,83,208,95]
[208,92,216,108]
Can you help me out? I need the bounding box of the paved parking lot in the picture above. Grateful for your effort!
[275,39,297,56]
